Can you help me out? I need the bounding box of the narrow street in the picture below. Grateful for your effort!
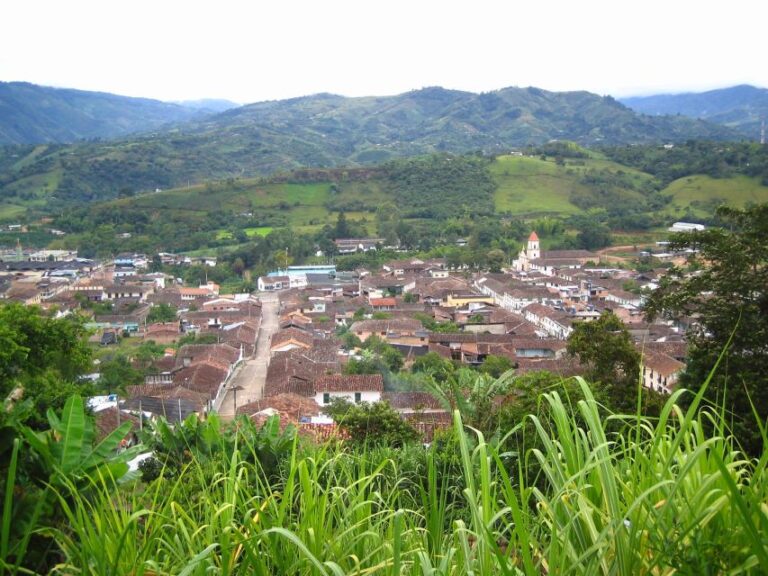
[217,292,279,418]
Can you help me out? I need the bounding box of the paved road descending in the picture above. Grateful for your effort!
[217,293,279,417]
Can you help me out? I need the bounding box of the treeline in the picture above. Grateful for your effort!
[382,154,497,218]
[570,168,671,230]
[602,141,768,185]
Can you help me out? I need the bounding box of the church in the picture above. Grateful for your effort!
[513,231,598,274]
[513,231,540,272]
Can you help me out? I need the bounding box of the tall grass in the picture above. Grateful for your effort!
[47,379,767,575]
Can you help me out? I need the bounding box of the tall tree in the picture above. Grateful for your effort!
[324,398,419,447]
[334,210,350,239]
[645,204,768,452]
[0,303,93,428]
[566,311,641,409]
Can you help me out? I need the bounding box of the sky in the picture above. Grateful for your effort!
[1,0,766,104]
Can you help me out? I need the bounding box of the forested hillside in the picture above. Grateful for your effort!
[602,141,768,184]
[31,147,766,262]
[621,85,768,138]
[0,82,211,145]
[0,85,740,212]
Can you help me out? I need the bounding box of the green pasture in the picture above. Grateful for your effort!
[661,174,768,218]
[492,156,579,214]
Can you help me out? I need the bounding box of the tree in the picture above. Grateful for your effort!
[147,303,177,324]
[566,311,642,410]
[324,398,419,447]
[486,248,506,272]
[149,253,163,272]
[232,256,246,276]
[478,355,514,378]
[644,204,768,452]
[381,346,404,372]
[577,222,612,250]
[0,303,93,428]
[98,355,145,394]
[340,331,362,351]
[376,202,400,246]
[334,211,350,239]
[412,351,456,380]
[344,337,404,376]
[352,307,367,321]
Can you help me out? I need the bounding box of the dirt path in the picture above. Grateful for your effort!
[217,293,279,417]
[595,244,653,264]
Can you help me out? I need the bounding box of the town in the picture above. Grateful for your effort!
[0,228,692,442]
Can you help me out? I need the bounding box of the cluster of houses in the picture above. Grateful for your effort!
[2,234,691,442]
[0,251,260,424]
[232,237,686,438]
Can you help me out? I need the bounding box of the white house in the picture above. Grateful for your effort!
[521,303,574,340]
[669,222,705,233]
[313,374,384,409]
[641,350,684,394]
[258,274,308,292]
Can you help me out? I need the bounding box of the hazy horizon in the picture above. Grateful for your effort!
[2,78,765,108]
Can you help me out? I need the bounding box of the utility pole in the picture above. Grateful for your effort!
[761,118,766,145]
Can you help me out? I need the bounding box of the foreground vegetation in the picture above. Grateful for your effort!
[2,374,767,574]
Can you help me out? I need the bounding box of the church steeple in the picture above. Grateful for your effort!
[527,231,540,260]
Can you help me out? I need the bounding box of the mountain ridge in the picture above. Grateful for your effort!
[620,84,768,138]
[0,81,215,145]
[0,83,744,210]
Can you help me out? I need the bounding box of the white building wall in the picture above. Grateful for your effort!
[314,390,382,407]
[642,368,676,394]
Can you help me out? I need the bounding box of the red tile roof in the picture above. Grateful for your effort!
[237,393,321,421]
[173,362,229,396]
[641,349,685,376]
[94,408,139,442]
[351,318,423,334]
[270,327,314,349]
[314,374,384,393]
[175,343,240,368]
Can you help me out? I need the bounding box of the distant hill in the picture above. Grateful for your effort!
[0,85,741,210]
[41,151,768,257]
[191,86,736,159]
[0,82,209,145]
[620,85,768,139]
[174,99,241,113]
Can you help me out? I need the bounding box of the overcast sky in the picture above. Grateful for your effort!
[1,0,765,104]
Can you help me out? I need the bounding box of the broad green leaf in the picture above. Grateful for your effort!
[58,395,86,474]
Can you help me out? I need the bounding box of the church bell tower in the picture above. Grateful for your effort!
[527,231,540,260]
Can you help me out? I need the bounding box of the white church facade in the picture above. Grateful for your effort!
[513,231,540,272]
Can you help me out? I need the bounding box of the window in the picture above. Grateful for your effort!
[323,393,330,404]
[354,392,361,403]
